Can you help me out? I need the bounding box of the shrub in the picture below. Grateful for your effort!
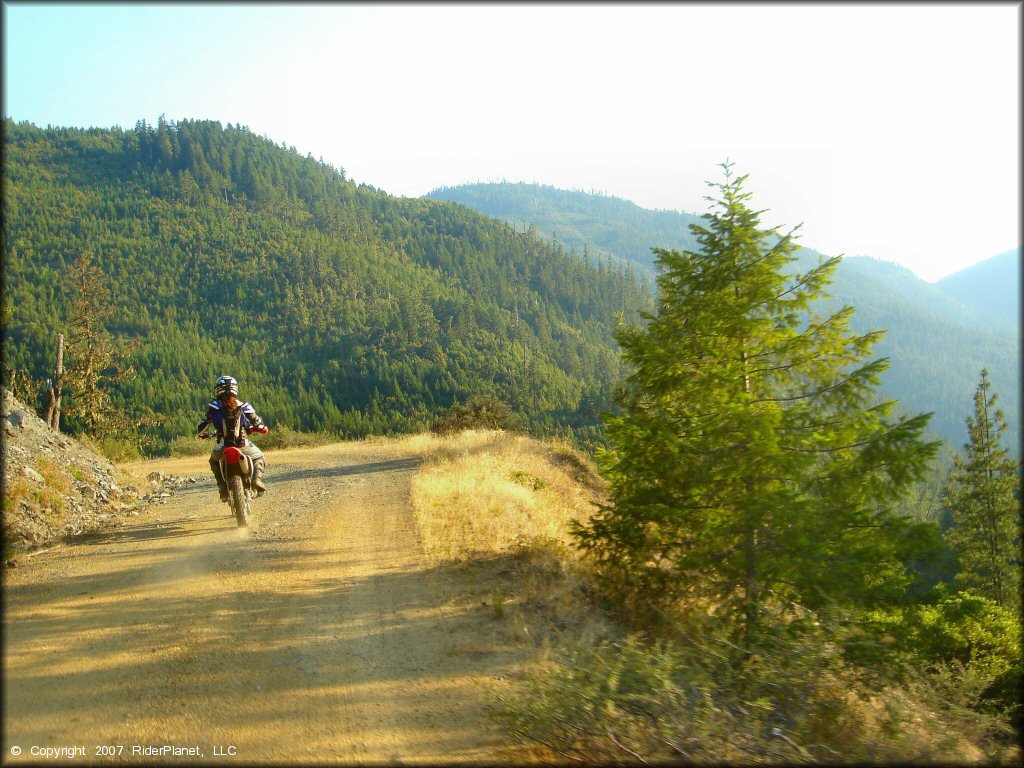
[2,478,31,515]
[430,396,522,435]
[910,593,1020,711]
[495,625,924,764]
[79,434,141,463]
[254,425,333,451]
[917,594,1019,667]
[854,591,1021,732]
[168,434,209,457]
[492,617,1002,764]
[3,461,69,531]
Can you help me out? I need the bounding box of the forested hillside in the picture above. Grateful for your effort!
[936,248,1019,334]
[796,252,1019,452]
[425,181,705,276]
[2,119,652,452]
[429,182,1019,452]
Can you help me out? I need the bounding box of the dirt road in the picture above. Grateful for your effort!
[3,443,532,765]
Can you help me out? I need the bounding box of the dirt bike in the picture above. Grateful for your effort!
[199,430,266,528]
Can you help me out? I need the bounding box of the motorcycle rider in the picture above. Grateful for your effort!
[197,375,269,502]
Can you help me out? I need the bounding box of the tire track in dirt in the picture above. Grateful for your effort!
[3,445,531,765]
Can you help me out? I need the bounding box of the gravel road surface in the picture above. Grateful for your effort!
[3,443,531,765]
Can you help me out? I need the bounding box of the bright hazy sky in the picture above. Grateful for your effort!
[3,2,1019,282]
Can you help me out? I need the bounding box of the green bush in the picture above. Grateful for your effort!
[430,396,522,435]
[862,592,1021,712]
[251,425,334,451]
[914,593,1021,711]
[168,435,210,457]
[916,594,1019,667]
[81,434,142,463]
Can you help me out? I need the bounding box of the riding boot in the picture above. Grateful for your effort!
[252,459,267,495]
[210,460,229,502]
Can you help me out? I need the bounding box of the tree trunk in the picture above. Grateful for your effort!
[49,334,64,430]
[44,379,55,425]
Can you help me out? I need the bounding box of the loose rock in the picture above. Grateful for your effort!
[2,389,147,554]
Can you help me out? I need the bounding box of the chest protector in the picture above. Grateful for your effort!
[214,404,252,448]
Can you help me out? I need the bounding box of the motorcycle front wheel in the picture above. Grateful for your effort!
[229,475,251,528]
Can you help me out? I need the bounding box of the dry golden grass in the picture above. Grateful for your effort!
[402,430,604,564]
[2,477,32,513]
[4,459,70,520]
[396,430,615,673]
[36,458,71,494]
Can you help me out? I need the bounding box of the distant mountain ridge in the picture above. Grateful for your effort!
[935,248,1019,334]
[426,182,705,275]
[427,182,1019,453]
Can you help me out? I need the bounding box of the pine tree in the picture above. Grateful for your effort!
[943,369,1021,609]
[574,164,939,643]
[63,255,137,438]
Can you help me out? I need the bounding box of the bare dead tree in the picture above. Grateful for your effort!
[43,333,64,430]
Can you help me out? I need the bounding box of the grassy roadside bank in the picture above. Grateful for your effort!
[397,431,1019,765]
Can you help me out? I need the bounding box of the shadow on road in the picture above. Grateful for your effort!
[68,513,236,546]
[269,456,422,485]
[4,538,528,760]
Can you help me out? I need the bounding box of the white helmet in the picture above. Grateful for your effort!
[215,375,238,398]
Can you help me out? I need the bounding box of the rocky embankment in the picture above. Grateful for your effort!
[1,389,197,556]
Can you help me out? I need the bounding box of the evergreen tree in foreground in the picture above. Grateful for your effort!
[574,164,940,643]
[63,255,138,439]
[943,369,1021,610]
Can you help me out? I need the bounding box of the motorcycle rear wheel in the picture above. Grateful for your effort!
[229,475,250,527]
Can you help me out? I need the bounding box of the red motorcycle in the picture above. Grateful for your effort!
[199,430,266,528]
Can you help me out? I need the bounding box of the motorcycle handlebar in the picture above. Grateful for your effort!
[196,428,268,442]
